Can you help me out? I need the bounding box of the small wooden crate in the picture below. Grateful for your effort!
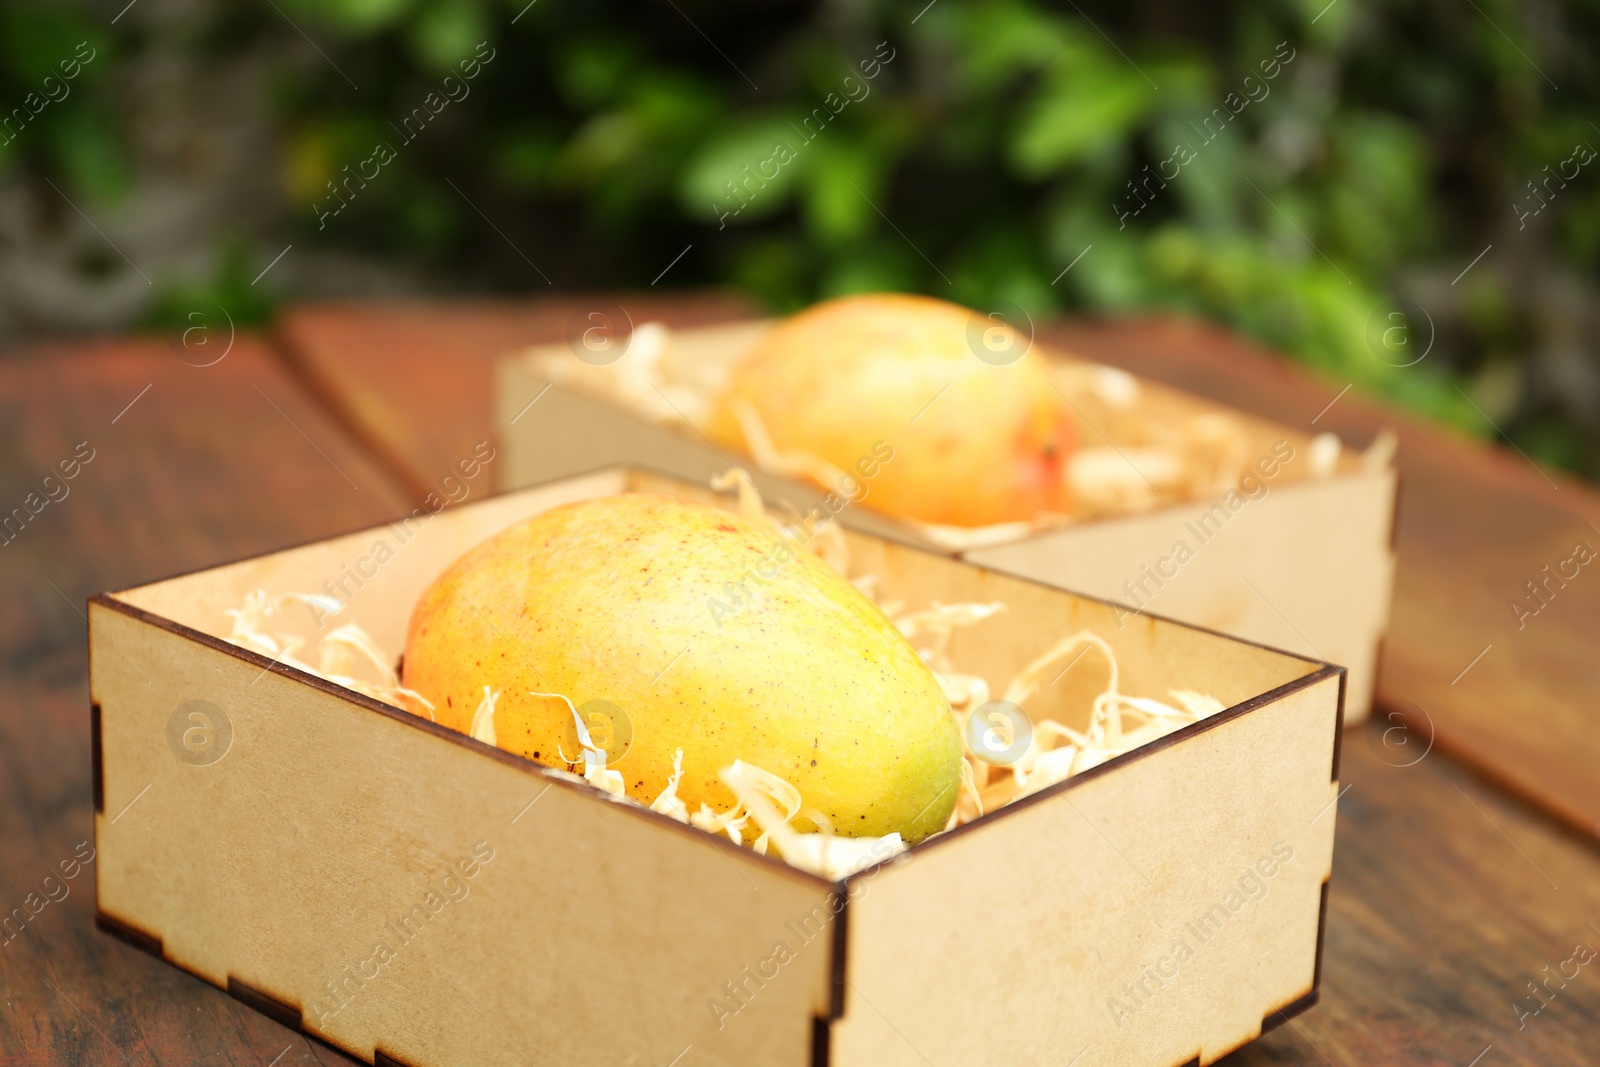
[90,467,1341,1067]
[497,320,1394,724]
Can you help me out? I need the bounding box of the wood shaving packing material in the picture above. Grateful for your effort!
[225,591,435,719]
[220,472,1228,880]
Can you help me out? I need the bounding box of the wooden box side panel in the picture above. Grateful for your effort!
[833,670,1341,1067]
[110,468,630,654]
[968,467,1397,724]
[89,604,836,1067]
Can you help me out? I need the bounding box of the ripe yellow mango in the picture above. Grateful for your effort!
[710,292,1075,527]
[402,494,961,844]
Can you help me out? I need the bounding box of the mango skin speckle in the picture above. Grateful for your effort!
[402,494,961,844]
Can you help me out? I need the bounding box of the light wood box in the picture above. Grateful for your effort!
[496,320,1394,725]
[90,466,1342,1067]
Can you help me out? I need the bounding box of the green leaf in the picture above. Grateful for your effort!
[801,137,878,244]
[48,106,129,205]
[490,127,560,191]
[406,0,488,72]
[629,73,724,138]
[557,37,639,109]
[731,237,811,310]
[551,112,647,186]
[1010,64,1156,178]
[678,118,805,223]
[818,243,917,298]
[0,8,107,84]
[1072,231,1152,311]
[282,0,415,36]
[144,239,277,330]
[1158,114,1248,229]
[939,1,1088,94]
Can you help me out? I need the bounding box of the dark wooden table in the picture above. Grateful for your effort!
[1046,318,1600,843]
[0,335,408,1065]
[3,300,1598,1065]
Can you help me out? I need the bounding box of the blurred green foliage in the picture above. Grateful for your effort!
[0,6,118,197]
[3,0,1599,471]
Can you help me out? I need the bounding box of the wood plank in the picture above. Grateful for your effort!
[274,292,755,504]
[0,335,411,661]
[0,335,409,1066]
[1044,317,1600,842]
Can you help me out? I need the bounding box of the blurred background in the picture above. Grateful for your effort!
[2,0,1597,475]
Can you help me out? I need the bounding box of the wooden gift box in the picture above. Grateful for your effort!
[89,466,1341,1067]
[496,319,1394,725]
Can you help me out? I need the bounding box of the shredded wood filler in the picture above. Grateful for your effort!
[225,591,435,717]
[226,474,1230,881]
